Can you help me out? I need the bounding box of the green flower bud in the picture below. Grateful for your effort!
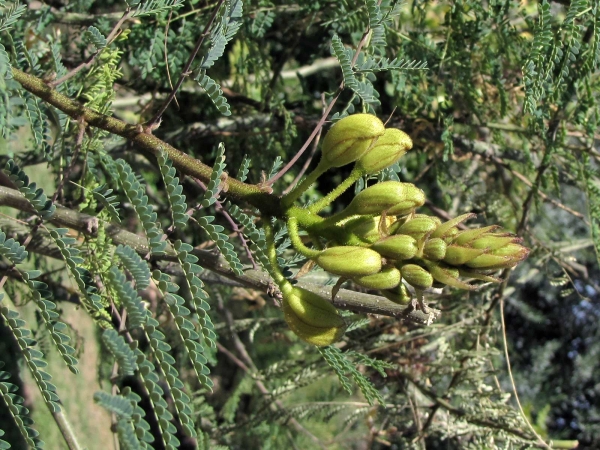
[423,238,447,260]
[353,266,401,290]
[464,253,514,270]
[430,213,476,239]
[284,287,345,329]
[442,245,487,265]
[343,215,394,244]
[453,225,499,246]
[396,216,439,239]
[282,290,346,346]
[356,128,413,174]
[470,234,520,250]
[314,246,382,277]
[400,264,433,290]
[321,114,385,168]
[387,184,426,215]
[423,261,477,290]
[380,283,411,305]
[371,235,418,259]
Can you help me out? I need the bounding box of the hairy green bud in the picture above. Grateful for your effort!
[356,128,413,174]
[423,238,447,260]
[353,266,401,290]
[423,261,477,290]
[371,235,419,259]
[320,114,385,168]
[443,245,487,265]
[396,216,439,239]
[380,283,411,305]
[400,264,433,290]
[315,246,382,277]
[344,181,425,216]
[343,215,394,244]
[430,213,476,239]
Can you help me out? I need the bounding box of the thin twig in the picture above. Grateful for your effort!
[146,0,226,127]
[53,119,86,203]
[49,8,131,87]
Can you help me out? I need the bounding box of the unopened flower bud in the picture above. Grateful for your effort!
[380,283,411,305]
[344,215,395,244]
[470,234,521,250]
[344,181,425,216]
[400,264,433,290]
[423,238,447,260]
[443,245,487,265]
[423,261,477,290]
[314,246,382,277]
[396,216,439,239]
[321,114,385,168]
[356,128,413,174]
[353,266,401,290]
[465,253,514,270]
[371,235,418,259]
[453,225,499,246]
[430,213,476,239]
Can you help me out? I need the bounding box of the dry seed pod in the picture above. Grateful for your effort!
[321,114,385,168]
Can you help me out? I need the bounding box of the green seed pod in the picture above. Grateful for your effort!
[396,216,439,239]
[442,245,487,265]
[321,114,385,168]
[353,266,401,290]
[430,213,476,239]
[314,246,382,277]
[380,283,412,305]
[423,261,477,290]
[423,238,447,260]
[371,234,419,259]
[400,264,433,290]
[282,294,347,347]
[343,181,425,216]
[356,128,413,174]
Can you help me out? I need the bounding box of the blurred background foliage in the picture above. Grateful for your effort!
[1,0,600,448]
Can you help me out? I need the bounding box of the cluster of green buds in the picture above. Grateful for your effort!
[272,114,529,346]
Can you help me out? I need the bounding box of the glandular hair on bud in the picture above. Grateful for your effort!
[321,114,385,168]
[314,246,382,277]
[356,128,413,174]
[345,181,425,216]
[371,235,418,260]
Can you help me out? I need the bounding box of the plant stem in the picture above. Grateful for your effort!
[281,159,329,209]
[308,166,364,214]
[287,217,321,259]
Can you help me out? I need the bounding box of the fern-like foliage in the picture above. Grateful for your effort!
[82,26,107,52]
[0,230,27,263]
[0,361,43,449]
[115,159,166,255]
[201,144,226,208]
[106,266,148,329]
[132,0,185,18]
[0,1,27,33]
[199,0,243,70]
[92,184,121,223]
[157,150,189,230]
[20,270,79,373]
[49,228,105,314]
[0,299,62,413]
[115,244,151,290]
[319,346,384,405]
[195,72,231,116]
[102,329,138,376]
[3,160,55,219]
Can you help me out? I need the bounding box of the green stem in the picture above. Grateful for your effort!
[263,221,292,294]
[287,217,321,259]
[308,166,364,214]
[281,159,329,209]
